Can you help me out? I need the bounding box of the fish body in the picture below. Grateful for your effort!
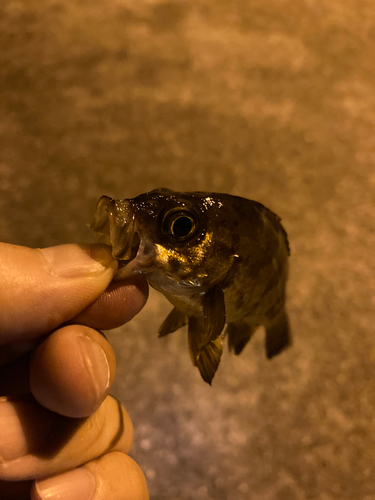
[92,188,291,383]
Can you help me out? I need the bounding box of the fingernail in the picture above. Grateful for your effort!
[0,399,52,462]
[40,244,117,279]
[35,468,96,500]
[78,335,110,406]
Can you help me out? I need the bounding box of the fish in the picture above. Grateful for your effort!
[92,188,291,384]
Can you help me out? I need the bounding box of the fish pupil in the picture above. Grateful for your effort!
[172,216,194,237]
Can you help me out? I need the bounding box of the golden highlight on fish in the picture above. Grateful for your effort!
[92,189,291,384]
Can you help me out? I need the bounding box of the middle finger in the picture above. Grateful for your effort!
[0,395,133,481]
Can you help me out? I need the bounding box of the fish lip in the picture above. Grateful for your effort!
[92,195,145,275]
[148,273,209,296]
[92,195,158,279]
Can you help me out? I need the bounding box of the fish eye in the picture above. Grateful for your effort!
[171,215,193,237]
[162,209,198,240]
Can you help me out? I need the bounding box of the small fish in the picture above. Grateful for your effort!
[92,188,291,384]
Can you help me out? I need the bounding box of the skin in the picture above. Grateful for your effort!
[0,242,149,500]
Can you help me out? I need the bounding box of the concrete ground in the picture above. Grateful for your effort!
[1,0,374,498]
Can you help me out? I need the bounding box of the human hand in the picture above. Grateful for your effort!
[0,243,149,500]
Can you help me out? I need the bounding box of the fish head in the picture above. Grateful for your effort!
[92,189,237,293]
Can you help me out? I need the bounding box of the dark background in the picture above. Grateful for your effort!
[1,1,374,499]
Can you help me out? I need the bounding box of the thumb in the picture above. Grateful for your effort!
[0,243,118,345]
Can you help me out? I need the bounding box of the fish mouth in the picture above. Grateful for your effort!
[114,233,156,279]
[92,195,148,278]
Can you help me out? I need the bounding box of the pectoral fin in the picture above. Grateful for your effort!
[227,322,257,355]
[158,307,188,337]
[188,316,223,384]
[196,336,223,385]
[265,310,291,358]
[187,285,226,384]
[202,284,226,344]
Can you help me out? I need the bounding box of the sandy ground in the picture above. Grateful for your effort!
[1,1,374,498]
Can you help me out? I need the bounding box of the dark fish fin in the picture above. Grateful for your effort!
[227,322,257,355]
[265,310,291,358]
[158,307,188,337]
[188,315,223,384]
[196,337,223,385]
[188,316,202,366]
[202,284,226,344]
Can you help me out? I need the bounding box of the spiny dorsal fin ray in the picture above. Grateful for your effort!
[158,307,188,337]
